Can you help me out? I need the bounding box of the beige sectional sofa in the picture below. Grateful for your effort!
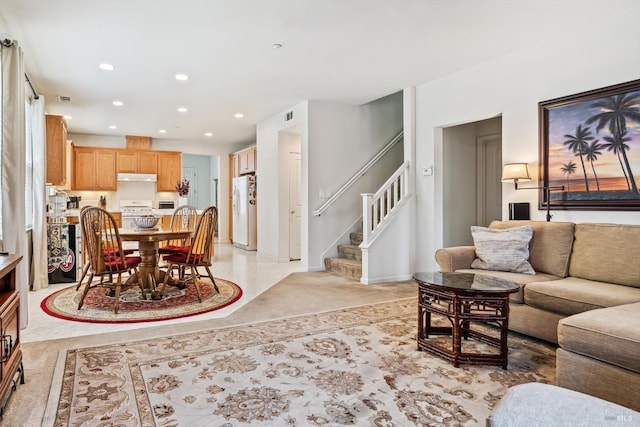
[435,220,640,411]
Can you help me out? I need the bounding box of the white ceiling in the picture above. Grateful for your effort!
[0,0,622,150]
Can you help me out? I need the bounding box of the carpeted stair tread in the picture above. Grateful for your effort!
[324,257,362,280]
[337,244,362,261]
[350,232,363,246]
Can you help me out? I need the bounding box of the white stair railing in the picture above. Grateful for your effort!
[361,161,410,244]
[313,131,403,217]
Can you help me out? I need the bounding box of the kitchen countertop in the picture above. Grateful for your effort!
[66,208,123,217]
[65,208,203,217]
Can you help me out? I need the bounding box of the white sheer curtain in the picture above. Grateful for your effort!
[1,40,29,328]
[31,96,47,291]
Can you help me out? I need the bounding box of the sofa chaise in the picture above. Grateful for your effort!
[435,220,640,411]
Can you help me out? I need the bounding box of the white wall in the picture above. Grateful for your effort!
[415,5,640,272]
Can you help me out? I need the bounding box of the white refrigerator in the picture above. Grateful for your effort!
[232,175,257,250]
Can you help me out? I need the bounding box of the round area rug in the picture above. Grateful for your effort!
[41,278,242,324]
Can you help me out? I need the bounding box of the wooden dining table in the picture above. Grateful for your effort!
[119,228,191,300]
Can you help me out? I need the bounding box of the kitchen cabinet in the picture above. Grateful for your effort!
[160,215,172,229]
[45,115,68,186]
[72,146,117,191]
[156,151,182,192]
[125,135,152,150]
[0,255,24,417]
[110,212,122,228]
[238,145,256,175]
[117,151,158,174]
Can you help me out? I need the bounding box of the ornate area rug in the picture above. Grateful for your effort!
[44,298,556,426]
[40,278,242,323]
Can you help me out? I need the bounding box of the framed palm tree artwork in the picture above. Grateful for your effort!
[539,78,640,211]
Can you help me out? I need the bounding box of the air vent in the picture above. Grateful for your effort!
[57,95,72,103]
[284,111,293,122]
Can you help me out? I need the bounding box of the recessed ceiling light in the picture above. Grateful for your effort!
[234,113,244,119]
[159,129,167,134]
[272,43,283,49]
[99,63,115,71]
[112,100,124,106]
[63,115,72,120]
[205,132,212,137]
[177,107,188,113]
[175,73,189,81]
[108,125,117,129]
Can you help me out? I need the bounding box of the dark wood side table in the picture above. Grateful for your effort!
[413,272,519,369]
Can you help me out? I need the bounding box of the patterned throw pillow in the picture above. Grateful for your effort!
[470,225,535,275]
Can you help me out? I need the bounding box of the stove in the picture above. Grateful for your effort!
[119,200,154,231]
[120,199,154,217]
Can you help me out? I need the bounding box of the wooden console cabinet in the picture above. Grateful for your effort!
[0,255,23,418]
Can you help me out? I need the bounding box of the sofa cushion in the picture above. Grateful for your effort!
[456,269,559,303]
[487,383,639,427]
[489,220,575,278]
[569,223,640,287]
[525,277,640,316]
[558,302,640,374]
[470,226,535,274]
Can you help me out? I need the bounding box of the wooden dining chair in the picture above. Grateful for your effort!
[158,204,198,255]
[159,205,219,301]
[78,207,144,314]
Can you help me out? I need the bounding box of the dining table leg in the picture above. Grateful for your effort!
[135,240,182,300]
[135,240,160,299]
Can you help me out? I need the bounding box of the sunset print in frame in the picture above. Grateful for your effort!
[539,79,640,211]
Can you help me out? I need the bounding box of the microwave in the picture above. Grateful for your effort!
[158,201,176,210]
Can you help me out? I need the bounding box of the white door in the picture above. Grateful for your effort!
[289,152,301,260]
[183,167,197,207]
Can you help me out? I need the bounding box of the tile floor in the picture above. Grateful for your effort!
[24,242,303,342]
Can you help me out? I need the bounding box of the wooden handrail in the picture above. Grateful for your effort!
[312,130,403,216]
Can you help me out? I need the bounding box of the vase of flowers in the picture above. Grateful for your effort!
[176,178,190,206]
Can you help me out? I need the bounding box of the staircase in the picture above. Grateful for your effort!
[324,232,363,280]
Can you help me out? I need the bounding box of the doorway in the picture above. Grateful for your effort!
[289,152,302,260]
[442,117,502,247]
[278,125,302,262]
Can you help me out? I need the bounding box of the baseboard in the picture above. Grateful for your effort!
[360,273,413,285]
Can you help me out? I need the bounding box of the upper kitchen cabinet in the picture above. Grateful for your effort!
[117,151,158,174]
[45,115,68,186]
[238,145,256,175]
[156,151,182,192]
[72,146,117,191]
[125,135,152,150]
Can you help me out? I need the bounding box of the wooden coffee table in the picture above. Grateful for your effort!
[413,272,519,369]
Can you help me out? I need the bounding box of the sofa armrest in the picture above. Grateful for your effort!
[435,246,476,272]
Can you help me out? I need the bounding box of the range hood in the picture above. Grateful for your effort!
[117,173,157,182]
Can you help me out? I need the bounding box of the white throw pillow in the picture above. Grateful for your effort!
[470,225,535,275]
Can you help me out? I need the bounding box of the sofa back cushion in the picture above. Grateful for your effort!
[489,220,575,277]
[569,223,640,287]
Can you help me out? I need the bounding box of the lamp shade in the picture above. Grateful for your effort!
[502,163,532,182]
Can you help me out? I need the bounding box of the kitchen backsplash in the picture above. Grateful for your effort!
[70,181,178,210]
